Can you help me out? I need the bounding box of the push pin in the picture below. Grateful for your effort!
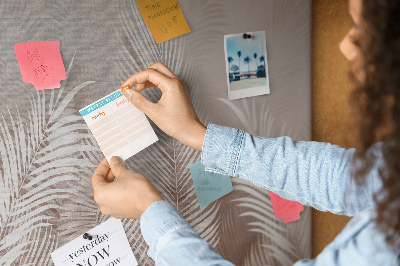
[83,233,93,240]
[242,33,252,39]
[120,85,130,93]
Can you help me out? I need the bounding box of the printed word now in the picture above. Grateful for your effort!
[76,245,110,266]
[68,233,109,260]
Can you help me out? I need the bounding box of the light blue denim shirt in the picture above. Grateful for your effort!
[140,124,399,265]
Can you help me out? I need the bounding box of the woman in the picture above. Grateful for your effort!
[91,0,400,264]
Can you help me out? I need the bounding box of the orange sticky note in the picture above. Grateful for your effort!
[269,191,304,223]
[14,41,67,90]
[137,0,191,44]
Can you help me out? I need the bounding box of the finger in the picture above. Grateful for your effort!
[120,68,173,94]
[121,80,155,93]
[92,158,110,189]
[133,61,179,92]
[135,81,156,92]
[99,206,110,216]
[105,168,116,183]
[122,89,157,115]
[109,156,130,179]
[147,61,178,79]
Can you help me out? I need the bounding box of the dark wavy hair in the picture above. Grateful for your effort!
[350,0,400,252]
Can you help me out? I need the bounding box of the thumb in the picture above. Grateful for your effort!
[109,156,129,178]
[92,158,110,189]
[122,88,154,115]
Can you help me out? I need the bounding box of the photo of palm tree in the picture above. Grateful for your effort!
[244,56,252,75]
[260,55,265,70]
[237,51,242,76]
[253,53,258,72]
[224,31,270,100]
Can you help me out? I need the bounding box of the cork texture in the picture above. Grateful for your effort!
[312,0,353,257]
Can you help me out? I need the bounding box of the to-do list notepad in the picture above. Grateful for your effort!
[80,90,158,162]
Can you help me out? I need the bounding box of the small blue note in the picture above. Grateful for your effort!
[189,161,233,208]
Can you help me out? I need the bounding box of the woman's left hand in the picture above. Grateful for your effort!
[91,157,164,220]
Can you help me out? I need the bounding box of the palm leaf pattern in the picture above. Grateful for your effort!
[115,0,311,264]
[0,0,311,264]
[217,98,312,265]
[115,1,223,264]
[0,55,98,265]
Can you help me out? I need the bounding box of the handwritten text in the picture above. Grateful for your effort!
[116,98,129,108]
[147,2,180,20]
[92,112,105,120]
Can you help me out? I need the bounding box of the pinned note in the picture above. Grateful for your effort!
[51,218,138,266]
[190,161,233,208]
[79,90,158,162]
[137,0,191,44]
[14,41,67,90]
[269,192,304,223]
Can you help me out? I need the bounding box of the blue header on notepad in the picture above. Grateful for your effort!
[80,91,123,116]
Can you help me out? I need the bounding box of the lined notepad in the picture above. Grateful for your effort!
[80,90,158,162]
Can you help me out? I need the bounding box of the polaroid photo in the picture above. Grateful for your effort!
[224,30,270,100]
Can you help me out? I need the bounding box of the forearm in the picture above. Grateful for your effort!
[201,124,380,216]
[140,201,234,265]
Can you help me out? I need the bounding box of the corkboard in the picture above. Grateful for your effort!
[312,0,353,257]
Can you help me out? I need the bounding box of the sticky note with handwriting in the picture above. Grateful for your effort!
[269,191,304,223]
[189,161,233,208]
[79,90,158,162]
[51,218,138,266]
[14,41,67,90]
[137,0,191,44]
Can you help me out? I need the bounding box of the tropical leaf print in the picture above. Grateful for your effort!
[114,0,312,265]
[232,179,299,265]
[0,0,312,265]
[0,55,98,265]
[114,1,225,264]
[218,97,311,264]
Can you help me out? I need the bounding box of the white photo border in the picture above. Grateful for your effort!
[224,30,270,100]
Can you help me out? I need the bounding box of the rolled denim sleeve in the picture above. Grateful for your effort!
[201,124,382,216]
[140,200,234,265]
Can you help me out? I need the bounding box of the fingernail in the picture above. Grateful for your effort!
[110,156,122,165]
[124,89,133,100]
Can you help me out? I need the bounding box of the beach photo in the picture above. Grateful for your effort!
[224,31,270,100]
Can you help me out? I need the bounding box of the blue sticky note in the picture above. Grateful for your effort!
[189,161,233,208]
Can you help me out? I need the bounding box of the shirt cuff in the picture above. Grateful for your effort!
[140,200,191,259]
[201,123,245,176]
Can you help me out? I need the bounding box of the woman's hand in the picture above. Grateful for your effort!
[91,157,164,220]
[120,61,206,151]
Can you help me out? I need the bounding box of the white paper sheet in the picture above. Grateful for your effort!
[79,90,158,162]
[51,218,138,266]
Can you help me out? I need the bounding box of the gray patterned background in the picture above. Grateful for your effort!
[0,0,312,265]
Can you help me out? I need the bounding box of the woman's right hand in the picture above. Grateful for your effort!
[120,61,207,151]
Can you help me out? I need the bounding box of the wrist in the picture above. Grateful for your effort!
[138,186,164,219]
[139,197,164,219]
[184,122,206,151]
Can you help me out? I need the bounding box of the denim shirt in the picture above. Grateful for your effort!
[140,124,399,265]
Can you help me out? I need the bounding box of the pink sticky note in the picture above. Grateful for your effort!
[269,191,304,223]
[14,41,67,90]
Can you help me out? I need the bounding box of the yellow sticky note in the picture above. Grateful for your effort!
[137,0,191,44]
